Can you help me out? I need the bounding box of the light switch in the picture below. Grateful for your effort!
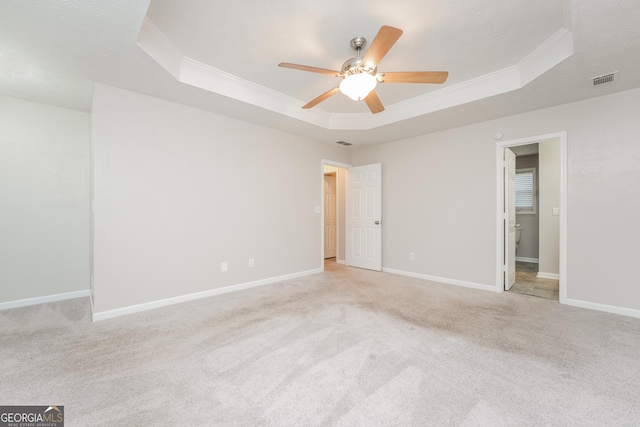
[221,262,228,272]
[552,207,560,216]
[315,206,321,213]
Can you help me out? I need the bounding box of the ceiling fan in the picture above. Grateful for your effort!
[279,25,449,114]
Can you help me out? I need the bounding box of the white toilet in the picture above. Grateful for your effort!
[515,224,522,254]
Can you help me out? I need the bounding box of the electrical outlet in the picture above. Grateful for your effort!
[221,262,228,272]
[409,252,415,261]
[249,258,254,268]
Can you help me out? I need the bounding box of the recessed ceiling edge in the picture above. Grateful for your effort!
[136,12,574,131]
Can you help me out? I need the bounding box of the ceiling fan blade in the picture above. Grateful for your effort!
[303,87,341,109]
[279,63,340,76]
[362,26,403,68]
[364,90,385,114]
[379,71,449,84]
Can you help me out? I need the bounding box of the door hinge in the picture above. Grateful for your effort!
[503,265,507,272]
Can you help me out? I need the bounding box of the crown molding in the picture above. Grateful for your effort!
[136,10,574,131]
[368,65,522,128]
[136,17,182,79]
[519,28,574,87]
[180,56,330,128]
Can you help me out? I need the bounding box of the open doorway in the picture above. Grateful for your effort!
[508,142,559,300]
[321,160,350,269]
[496,132,567,303]
[321,160,383,272]
[323,170,337,260]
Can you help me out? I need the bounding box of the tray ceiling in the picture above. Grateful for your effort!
[1,0,639,146]
[140,0,572,128]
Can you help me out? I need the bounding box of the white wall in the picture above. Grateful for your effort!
[515,154,539,260]
[352,87,640,312]
[91,85,350,315]
[0,96,90,304]
[538,139,561,275]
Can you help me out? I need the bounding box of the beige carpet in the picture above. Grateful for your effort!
[2,261,640,426]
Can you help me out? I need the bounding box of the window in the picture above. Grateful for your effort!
[515,168,536,214]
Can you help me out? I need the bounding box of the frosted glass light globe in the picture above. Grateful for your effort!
[339,73,377,101]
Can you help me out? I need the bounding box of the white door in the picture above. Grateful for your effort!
[504,148,516,290]
[324,174,337,258]
[346,163,382,271]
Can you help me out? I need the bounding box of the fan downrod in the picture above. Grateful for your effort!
[342,37,376,75]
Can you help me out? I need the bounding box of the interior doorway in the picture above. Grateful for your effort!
[508,142,559,300]
[496,132,567,303]
[321,160,350,269]
[323,172,337,259]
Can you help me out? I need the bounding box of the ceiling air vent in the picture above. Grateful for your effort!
[591,72,618,87]
[335,140,352,146]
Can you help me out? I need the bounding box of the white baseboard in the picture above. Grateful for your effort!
[336,259,346,265]
[537,272,560,280]
[0,289,90,311]
[515,257,539,263]
[564,298,640,319]
[382,268,496,293]
[92,268,323,322]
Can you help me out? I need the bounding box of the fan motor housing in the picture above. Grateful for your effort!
[341,36,376,77]
[341,57,376,76]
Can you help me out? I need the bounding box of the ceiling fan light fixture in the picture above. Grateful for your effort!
[339,73,377,101]
[279,26,446,113]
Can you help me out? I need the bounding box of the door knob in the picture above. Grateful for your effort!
[375,221,380,225]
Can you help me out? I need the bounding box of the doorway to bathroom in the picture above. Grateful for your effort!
[496,132,567,303]
[510,143,559,300]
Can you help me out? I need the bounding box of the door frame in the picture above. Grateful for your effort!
[504,147,517,291]
[495,131,568,303]
[321,160,352,270]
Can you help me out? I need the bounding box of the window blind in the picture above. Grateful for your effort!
[515,170,535,213]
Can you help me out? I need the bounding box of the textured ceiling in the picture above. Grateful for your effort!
[0,0,639,147]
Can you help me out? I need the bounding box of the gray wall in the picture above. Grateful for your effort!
[3,85,640,318]
[538,139,561,275]
[91,85,351,315]
[352,87,640,311]
[0,96,90,303]
[354,125,496,286]
[515,154,539,260]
